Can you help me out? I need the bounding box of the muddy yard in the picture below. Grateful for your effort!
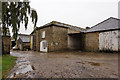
[8,50,118,78]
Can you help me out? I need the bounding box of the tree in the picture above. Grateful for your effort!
[1,0,38,41]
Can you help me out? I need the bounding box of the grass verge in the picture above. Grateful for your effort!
[1,55,17,78]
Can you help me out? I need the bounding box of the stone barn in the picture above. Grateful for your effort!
[85,17,120,52]
[17,34,30,50]
[36,21,85,52]
[33,17,120,53]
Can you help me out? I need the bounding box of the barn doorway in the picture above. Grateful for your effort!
[68,33,84,50]
[40,40,48,52]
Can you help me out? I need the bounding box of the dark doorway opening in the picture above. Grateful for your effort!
[68,33,84,50]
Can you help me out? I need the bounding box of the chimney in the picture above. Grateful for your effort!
[86,27,90,29]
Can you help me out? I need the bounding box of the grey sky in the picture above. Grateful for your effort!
[11,0,119,36]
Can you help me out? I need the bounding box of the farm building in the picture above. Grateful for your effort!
[35,21,85,52]
[16,34,30,50]
[32,17,120,52]
[85,17,120,52]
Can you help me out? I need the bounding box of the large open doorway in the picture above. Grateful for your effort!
[68,33,84,50]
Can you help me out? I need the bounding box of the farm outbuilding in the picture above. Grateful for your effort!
[85,17,120,52]
[31,17,120,53]
[16,34,30,50]
[35,21,85,52]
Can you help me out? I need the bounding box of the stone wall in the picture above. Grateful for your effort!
[36,30,40,51]
[17,38,23,50]
[85,32,99,51]
[36,27,53,52]
[2,36,10,54]
[52,26,68,51]
[36,26,68,52]
[33,34,36,51]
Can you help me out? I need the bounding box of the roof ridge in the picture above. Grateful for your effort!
[50,21,85,30]
[37,21,86,32]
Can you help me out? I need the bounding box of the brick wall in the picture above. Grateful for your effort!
[85,32,99,51]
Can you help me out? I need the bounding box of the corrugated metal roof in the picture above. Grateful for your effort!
[18,34,30,43]
[37,21,86,32]
[86,17,120,33]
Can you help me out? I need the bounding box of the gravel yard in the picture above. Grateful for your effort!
[8,50,118,78]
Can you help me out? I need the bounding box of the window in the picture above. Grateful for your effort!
[42,31,45,38]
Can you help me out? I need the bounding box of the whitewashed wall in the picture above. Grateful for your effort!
[99,30,119,51]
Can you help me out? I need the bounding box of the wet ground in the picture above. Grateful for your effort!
[8,50,118,78]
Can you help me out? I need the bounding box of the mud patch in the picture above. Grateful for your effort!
[88,62,100,66]
[65,55,70,58]
[76,61,85,64]
[31,65,35,70]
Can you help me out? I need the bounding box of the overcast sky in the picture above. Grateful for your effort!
[11,0,119,36]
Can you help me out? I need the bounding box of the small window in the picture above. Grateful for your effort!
[42,31,45,38]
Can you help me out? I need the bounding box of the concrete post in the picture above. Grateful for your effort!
[0,1,2,55]
[0,27,2,55]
